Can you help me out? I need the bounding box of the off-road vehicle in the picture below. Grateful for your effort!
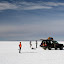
[40,37,64,50]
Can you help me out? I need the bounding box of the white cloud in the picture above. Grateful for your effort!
[23,5,52,10]
[0,1,52,11]
[44,2,64,6]
[18,1,52,10]
[0,2,18,10]
[0,1,64,11]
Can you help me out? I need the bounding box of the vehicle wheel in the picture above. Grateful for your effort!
[44,47,47,50]
[55,48,57,50]
[60,46,63,50]
[43,47,47,50]
[48,47,51,50]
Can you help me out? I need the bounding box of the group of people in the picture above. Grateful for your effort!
[19,41,38,53]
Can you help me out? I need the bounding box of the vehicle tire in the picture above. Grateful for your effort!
[43,47,47,50]
[48,47,51,50]
[44,47,47,50]
[55,48,57,50]
[60,46,63,50]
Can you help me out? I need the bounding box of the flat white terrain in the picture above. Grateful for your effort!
[0,41,64,64]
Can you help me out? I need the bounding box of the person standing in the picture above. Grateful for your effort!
[19,42,22,53]
[36,40,37,48]
[30,41,32,48]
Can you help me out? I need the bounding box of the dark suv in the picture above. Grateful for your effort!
[40,39,64,50]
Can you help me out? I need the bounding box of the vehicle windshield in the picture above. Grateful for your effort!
[52,41,58,43]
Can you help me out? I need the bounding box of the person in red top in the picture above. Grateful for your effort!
[19,42,22,53]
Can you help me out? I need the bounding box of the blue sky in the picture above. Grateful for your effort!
[0,0,64,40]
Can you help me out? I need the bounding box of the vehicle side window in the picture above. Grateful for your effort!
[51,41,53,44]
[52,41,58,44]
[47,41,49,43]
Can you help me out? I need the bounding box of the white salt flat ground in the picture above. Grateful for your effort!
[0,41,64,64]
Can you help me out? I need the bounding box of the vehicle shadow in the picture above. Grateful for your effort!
[49,48,64,50]
[21,52,37,54]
